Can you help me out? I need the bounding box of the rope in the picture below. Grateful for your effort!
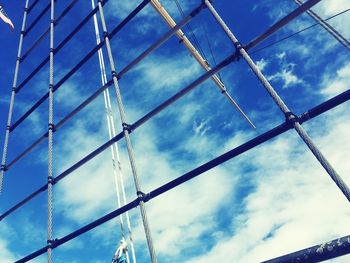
[0,0,30,193]
[47,0,55,261]
[251,8,350,54]
[96,1,158,262]
[245,0,323,51]
[202,24,223,82]
[205,0,350,202]
[91,1,137,262]
[294,0,350,51]
[172,0,207,61]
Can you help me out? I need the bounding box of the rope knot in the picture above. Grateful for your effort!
[122,122,133,133]
[285,111,299,126]
[137,191,150,203]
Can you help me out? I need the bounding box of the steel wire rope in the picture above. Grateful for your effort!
[202,23,223,82]
[250,8,350,55]
[92,1,137,262]
[24,0,54,38]
[205,0,350,202]
[3,0,348,221]
[150,0,255,128]
[172,0,207,61]
[96,0,158,262]
[0,0,30,193]
[13,87,350,262]
[14,0,110,95]
[21,0,78,62]
[1,0,327,213]
[47,0,55,261]
[0,51,241,221]
[6,0,204,170]
[10,0,145,133]
[294,0,350,51]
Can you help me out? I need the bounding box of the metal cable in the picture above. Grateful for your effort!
[0,0,30,193]
[172,0,207,61]
[202,24,223,82]
[250,8,350,54]
[96,1,157,262]
[150,0,255,128]
[13,88,350,261]
[205,0,350,202]
[21,0,78,62]
[0,51,236,222]
[15,0,110,94]
[47,0,55,261]
[6,0,153,171]
[91,1,136,261]
[294,0,350,51]
[10,0,143,133]
[245,0,323,51]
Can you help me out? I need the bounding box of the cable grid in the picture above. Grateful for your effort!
[0,0,349,262]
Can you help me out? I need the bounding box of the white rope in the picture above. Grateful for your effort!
[91,1,137,262]
[0,0,30,193]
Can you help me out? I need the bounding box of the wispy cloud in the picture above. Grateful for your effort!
[321,62,350,97]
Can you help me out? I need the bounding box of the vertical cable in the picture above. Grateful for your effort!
[0,0,30,193]
[91,1,137,262]
[47,0,55,261]
[294,0,350,51]
[150,0,255,128]
[205,0,350,202]
[96,0,157,262]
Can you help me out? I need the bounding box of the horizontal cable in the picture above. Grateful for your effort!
[15,0,110,94]
[24,1,53,37]
[245,0,322,51]
[53,0,152,90]
[262,234,350,263]
[11,0,146,133]
[14,89,350,261]
[1,58,348,223]
[117,1,206,77]
[26,0,40,15]
[21,0,79,62]
[6,80,113,169]
[6,50,233,179]
[13,125,294,262]
[10,0,198,133]
[15,199,140,263]
[0,185,47,221]
[300,88,350,123]
[10,93,49,132]
[6,132,47,169]
[0,52,239,221]
[250,8,350,55]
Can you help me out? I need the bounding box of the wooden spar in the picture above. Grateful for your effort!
[150,0,256,128]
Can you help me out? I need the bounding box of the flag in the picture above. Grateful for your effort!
[0,5,14,30]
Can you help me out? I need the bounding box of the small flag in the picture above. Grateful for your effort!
[0,5,14,30]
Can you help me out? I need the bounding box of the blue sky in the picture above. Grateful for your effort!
[0,0,350,262]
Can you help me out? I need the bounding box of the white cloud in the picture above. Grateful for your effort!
[268,68,303,89]
[0,223,16,262]
[317,0,350,39]
[134,53,202,93]
[255,58,268,72]
[0,241,15,263]
[321,62,350,97]
[187,104,350,262]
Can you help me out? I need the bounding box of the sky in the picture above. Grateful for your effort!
[0,0,349,262]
